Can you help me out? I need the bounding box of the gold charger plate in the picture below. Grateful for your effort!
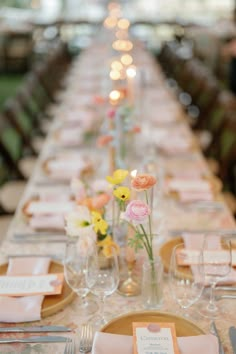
[101,311,205,336]
[0,260,76,318]
[159,237,185,274]
[159,237,236,278]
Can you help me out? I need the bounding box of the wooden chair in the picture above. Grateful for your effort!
[2,98,41,156]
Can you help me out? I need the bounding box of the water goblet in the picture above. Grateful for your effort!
[169,242,204,319]
[86,244,119,330]
[64,239,98,316]
[199,234,232,319]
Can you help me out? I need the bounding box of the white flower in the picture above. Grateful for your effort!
[65,206,95,238]
[91,179,110,194]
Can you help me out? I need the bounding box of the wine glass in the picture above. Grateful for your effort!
[169,242,204,318]
[86,244,119,330]
[199,234,232,319]
[64,239,98,316]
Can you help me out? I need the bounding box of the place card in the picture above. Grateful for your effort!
[176,249,236,266]
[0,273,64,296]
[133,322,180,354]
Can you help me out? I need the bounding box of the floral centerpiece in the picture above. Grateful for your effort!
[105,169,163,308]
[65,178,119,257]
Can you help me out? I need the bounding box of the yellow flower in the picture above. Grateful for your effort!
[92,211,108,235]
[103,241,120,258]
[113,186,131,201]
[98,235,120,257]
[106,169,129,185]
[97,235,113,247]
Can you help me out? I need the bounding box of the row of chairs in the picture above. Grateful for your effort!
[0,41,72,238]
[158,41,236,212]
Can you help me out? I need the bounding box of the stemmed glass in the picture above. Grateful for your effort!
[169,242,204,318]
[64,240,98,316]
[86,243,119,330]
[199,234,232,319]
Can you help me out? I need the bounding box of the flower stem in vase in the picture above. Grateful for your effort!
[141,257,163,309]
[117,246,140,297]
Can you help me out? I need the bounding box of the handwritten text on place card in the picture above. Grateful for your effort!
[177,249,236,266]
[0,273,64,296]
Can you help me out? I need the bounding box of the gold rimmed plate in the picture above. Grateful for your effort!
[0,261,76,319]
[101,311,205,336]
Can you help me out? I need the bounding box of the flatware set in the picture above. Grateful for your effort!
[0,336,71,343]
[0,325,72,333]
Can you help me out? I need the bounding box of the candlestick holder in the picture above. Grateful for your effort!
[117,258,140,297]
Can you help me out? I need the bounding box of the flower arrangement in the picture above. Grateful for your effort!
[105,169,157,264]
[65,178,119,257]
[65,170,157,264]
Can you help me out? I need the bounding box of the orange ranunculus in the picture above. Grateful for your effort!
[94,95,106,104]
[78,197,93,210]
[131,174,157,191]
[96,135,113,147]
[132,125,141,133]
[91,193,111,210]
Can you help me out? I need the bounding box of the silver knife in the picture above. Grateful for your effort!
[210,321,225,354]
[0,326,72,333]
[229,326,236,354]
[0,335,71,343]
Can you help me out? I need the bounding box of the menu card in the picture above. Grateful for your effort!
[0,273,64,296]
[133,322,180,354]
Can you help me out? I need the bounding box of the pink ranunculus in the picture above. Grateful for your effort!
[123,200,150,225]
[107,108,116,119]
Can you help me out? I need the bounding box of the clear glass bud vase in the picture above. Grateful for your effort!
[141,257,163,310]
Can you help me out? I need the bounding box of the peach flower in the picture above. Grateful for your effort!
[96,135,113,147]
[132,125,141,133]
[91,193,111,210]
[131,174,157,191]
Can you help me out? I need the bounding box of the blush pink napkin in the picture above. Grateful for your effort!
[182,233,236,285]
[91,332,218,354]
[178,191,214,202]
[29,215,65,230]
[0,257,51,322]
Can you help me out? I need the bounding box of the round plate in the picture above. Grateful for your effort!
[0,261,76,318]
[101,311,205,336]
[159,237,185,274]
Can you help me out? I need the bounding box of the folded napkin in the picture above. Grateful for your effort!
[179,191,214,202]
[58,128,83,146]
[182,233,236,285]
[92,332,218,354]
[0,257,51,322]
[168,178,211,193]
[29,214,65,230]
[26,201,74,216]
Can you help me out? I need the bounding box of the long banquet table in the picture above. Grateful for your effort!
[0,35,236,353]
